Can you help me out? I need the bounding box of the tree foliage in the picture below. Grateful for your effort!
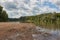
[0,6,8,22]
[20,12,60,29]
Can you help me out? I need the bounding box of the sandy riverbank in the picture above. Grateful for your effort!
[0,22,59,40]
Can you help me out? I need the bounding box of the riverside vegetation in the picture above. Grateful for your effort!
[20,12,60,30]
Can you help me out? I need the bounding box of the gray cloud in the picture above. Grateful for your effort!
[32,7,40,14]
[24,0,30,4]
[56,1,60,6]
[20,6,29,11]
[3,2,18,11]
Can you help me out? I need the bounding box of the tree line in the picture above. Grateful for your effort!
[20,12,60,29]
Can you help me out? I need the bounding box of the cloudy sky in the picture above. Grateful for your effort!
[0,0,60,18]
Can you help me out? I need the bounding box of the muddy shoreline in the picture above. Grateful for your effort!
[0,22,59,40]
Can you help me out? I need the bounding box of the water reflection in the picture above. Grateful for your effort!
[33,26,60,40]
[36,26,60,34]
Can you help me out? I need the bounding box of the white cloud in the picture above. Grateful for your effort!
[0,0,60,18]
[49,0,57,3]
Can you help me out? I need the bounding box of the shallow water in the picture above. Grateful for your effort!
[36,26,60,34]
[32,27,60,40]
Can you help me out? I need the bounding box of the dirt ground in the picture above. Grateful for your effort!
[0,22,59,40]
[0,22,36,40]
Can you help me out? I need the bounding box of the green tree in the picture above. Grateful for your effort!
[0,6,8,22]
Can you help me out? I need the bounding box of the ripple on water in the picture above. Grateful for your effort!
[32,34,58,40]
[32,27,60,40]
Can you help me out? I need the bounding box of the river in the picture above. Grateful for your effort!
[32,26,60,40]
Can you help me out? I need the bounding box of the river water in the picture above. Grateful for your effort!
[36,27,60,34]
[32,26,60,40]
